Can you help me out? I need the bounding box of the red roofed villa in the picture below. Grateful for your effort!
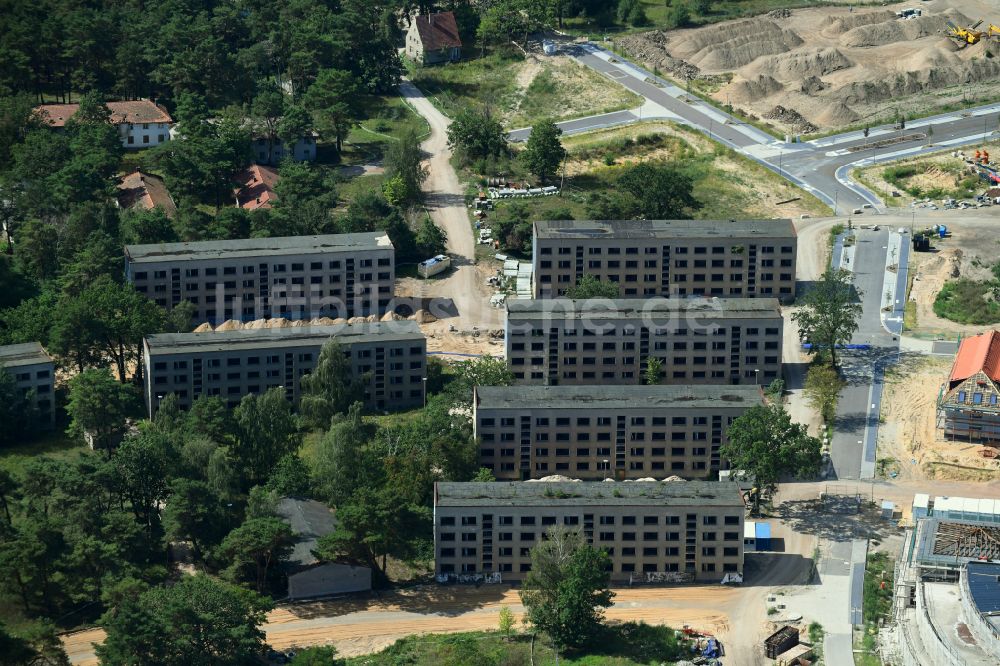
[937,330,1000,442]
[234,164,280,211]
[405,11,462,65]
[117,169,177,218]
[34,99,173,149]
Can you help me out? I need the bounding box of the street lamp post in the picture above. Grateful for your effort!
[754,369,760,386]
[422,377,428,407]
[602,459,609,480]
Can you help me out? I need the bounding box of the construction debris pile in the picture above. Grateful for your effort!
[616,5,1000,133]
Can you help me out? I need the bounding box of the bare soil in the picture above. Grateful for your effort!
[879,355,1000,482]
[617,0,1000,134]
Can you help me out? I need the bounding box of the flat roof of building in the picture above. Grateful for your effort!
[506,297,782,320]
[145,322,423,355]
[435,481,745,508]
[125,232,392,264]
[475,385,763,410]
[0,342,53,368]
[534,219,796,240]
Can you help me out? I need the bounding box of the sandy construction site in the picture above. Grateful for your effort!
[619,0,1000,134]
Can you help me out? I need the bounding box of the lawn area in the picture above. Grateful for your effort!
[338,95,429,166]
[345,624,686,666]
[855,551,893,665]
[0,430,86,477]
[481,120,827,252]
[408,50,641,129]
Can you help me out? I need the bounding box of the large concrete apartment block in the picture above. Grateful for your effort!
[505,298,782,386]
[474,385,763,481]
[0,342,56,428]
[142,322,426,417]
[433,481,745,583]
[532,219,797,303]
[125,233,395,326]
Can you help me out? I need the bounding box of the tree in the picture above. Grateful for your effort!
[96,574,272,666]
[472,467,496,482]
[66,369,138,457]
[564,274,620,299]
[115,431,173,533]
[299,341,366,429]
[415,216,448,257]
[220,517,293,593]
[521,119,566,184]
[644,357,663,386]
[311,404,378,507]
[721,404,822,512]
[617,164,700,220]
[498,605,516,639]
[0,620,69,666]
[162,478,230,558]
[277,105,312,152]
[443,356,515,409]
[232,387,299,488]
[804,364,844,423]
[666,2,692,28]
[617,0,648,25]
[519,527,614,651]
[383,129,427,207]
[266,160,338,236]
[304,69,360,153]
[265,454,312,497]
[447,107,508,164]
[792,267,863,368]
[314,486,430,586]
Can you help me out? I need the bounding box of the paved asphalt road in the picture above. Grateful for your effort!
[512,43,1000,215]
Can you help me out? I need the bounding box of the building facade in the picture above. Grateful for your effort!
[505,298,783,386]
[474,385,763,480]
[125,233,395,325]
[532,219,797,303]
[142,322,426,417]
[406,11,462,65]
[433,481,745,583]
[36,100,173,149]
[937,330,1000,442]
[252,133,318,165]
[0,342,56,428]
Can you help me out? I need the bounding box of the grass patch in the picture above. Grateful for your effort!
[933,275,1000,325]
[509,60,642,129]
[408,49,524,120]
[345,623,686,666]
[828,223,846,248]
[0,430,86,477]
[856,552,893,665]
[339,95,429,165]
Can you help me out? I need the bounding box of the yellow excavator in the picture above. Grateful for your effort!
[990,23,1000,37]
[947,19,985,46]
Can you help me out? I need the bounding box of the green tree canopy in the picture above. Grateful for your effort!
[447,107,508,165]
[232,387,300,488]
[564,274,621,299]
[66,368,139,456]
[519,527,615,650]
[617,163,701,220]
[299,341,366,429]
[791,267,863,368]
[521,118,566,184]
[219,516,293,593]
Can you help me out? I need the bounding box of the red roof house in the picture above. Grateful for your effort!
[939,331,1000,441]
[117,169,177,218]
[35,99,174,149]
[234,164,280,211]
[405,11,462,65]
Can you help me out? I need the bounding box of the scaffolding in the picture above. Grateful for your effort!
[936,399,1000,443]
[932,521,1000,560]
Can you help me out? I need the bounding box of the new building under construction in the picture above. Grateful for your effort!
[937,330,1000,442]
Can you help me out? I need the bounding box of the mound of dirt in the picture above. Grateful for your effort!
[725,74,785,103]
[840,12,968,48]
[192,322,214,333]
[813,100,859,126]
[799,75,829,95]
[617,31,700,79]
[743,47,852,81]
[670,18,804,71]
[821,10,896,36]
[763,105,817,133]
[840,57,1000,104]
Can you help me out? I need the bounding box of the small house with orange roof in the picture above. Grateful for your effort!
[405,11,462,65]
[234,164,280,211]
[938,330,1000,442]
[117,169,177,218]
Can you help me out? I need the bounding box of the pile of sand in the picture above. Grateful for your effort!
[814,100,860,126]
[821,10,896,36]
[672,19,804,70]
[763,105,817,133]
[841,57,1000,105]
[726,74,785,103]
[192,322,214,333]
[839,12,965,48]
[743,47,851,81]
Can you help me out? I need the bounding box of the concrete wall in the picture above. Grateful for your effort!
[288,563,372,600]
[6,360,55,427]
[120,122,171,149]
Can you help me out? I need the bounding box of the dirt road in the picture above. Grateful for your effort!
[398,79,500,332]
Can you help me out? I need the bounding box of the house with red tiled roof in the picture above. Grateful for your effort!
[117,169,177,218]
[937,330,1000,442]
[406,11,462,65]
[35,99,173,149]
[234,164,280,211]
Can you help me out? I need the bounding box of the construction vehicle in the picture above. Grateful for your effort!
[990,23,1000,38]
[947,19,985,46]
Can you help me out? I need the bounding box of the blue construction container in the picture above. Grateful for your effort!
[755,522,772,551]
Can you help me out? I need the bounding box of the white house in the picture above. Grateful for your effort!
[35,99,174,149]
[252,131,318,165]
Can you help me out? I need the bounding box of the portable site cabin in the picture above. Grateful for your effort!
[418,254,451,278]
[913,493,930,520]
[744,521,772,552]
